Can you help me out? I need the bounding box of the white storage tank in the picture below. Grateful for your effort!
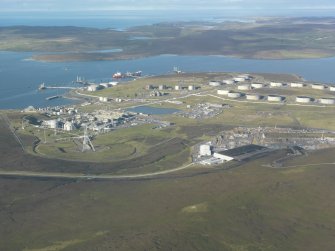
[290,82,304,88]
[238,84,251,91]
[175,85,181,91]
[64,121,75,131]
[87,84,99,92]
[99,97,109,102]
[270,82,284,87]
[217,89,230,95]
[329,86,335,92]
[251,83,264,89]
[228,92,242,98]
[239,74,251,80]
[296,96,313,103]
[99,83,109,88]
[159,85,167,90]
[46,119,58,129]
[319,98,335,105]
[311,83,326,90]
[222,79,234,85]
[246,94,262,101]
[188,85,195,91]
[209,81,221,87]
[233,77,245,83]
[267,95,284,102]
[199,145,212,156]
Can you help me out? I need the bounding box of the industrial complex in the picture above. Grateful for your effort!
[14,70,335,166]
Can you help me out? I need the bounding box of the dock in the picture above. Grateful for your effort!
[39,83,77,91]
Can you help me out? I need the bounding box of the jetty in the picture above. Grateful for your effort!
[39,83,77,90]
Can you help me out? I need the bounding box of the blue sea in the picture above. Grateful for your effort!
[0,10,335,109]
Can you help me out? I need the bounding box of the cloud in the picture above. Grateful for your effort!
[0,0,335,12]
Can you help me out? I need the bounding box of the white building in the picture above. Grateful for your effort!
[290,82,304,88]
[217,89,230,95]
[199,145,212,156]
[44,119,59,129]
[63,121,75,131]
[213,152,235,161]
[87,84,101,92]
[99,97,109,102]
[188,85,195,91]
[209,81,221,87]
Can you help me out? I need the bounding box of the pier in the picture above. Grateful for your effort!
[39,83,77,90]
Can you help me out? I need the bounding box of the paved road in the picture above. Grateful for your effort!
[0,162,194,180]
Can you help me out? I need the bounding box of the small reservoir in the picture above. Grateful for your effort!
[127,106,180,115]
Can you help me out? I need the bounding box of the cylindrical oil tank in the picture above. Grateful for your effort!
[270,82,284,87]
[251,83,264,89]
[233,77,245,83]
[222,79,234,85]
[228,92,242,98]
[238,84,251,91]
[296,96,313,103]
[329,86,335,91]
[209,81,221,86]
[290,82,304,88]
[188,85,195,91]
[217,89,230,95]
[319,98,335,105]
[246,94,262,101]
[238,74,251,80]
[311,84,326,90]
[267,95,284,102]
[175,85,181,90]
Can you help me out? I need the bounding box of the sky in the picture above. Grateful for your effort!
[1,0,335,12]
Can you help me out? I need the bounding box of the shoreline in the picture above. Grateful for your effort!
[27,51,335,63]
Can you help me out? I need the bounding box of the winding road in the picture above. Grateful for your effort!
[0,162,195,180]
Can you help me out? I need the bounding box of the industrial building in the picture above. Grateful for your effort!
[63,121,75,131]
[43,119,61,129]
[87,84,102,92]
[213,144,268,162]
[199,144,212,156]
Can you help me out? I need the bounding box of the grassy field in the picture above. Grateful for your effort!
[1,148,335,250]
[1,71,335,250]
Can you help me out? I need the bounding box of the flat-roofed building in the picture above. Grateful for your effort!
[213,144,268,162]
